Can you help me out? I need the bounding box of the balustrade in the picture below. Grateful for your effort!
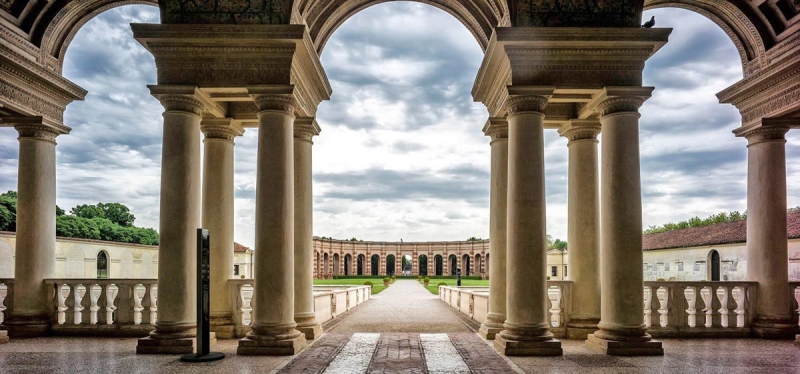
[791,281,800,329]
[0,279,12,325]
[46,279,158,336]
[643,281,756,338]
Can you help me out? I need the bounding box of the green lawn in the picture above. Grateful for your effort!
[314,278,388,294]
[422,279,489,295]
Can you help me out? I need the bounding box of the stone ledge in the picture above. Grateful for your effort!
[136,333,216,355]
[297,324,323,340]
[585,334,663,356]
[494,335,563,356]
[237,335,307,355]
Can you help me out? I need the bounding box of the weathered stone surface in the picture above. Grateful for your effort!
[509,0,644,28]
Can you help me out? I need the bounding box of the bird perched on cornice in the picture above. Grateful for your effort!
[642,16,656,28]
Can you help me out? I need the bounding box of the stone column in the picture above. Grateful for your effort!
[137,87,205,354]
[558,120,602,340]
[201,119,244,339]
[495,95,562,356]
[4,117,66,337]
[238,92,306,355]
[480,118,508,340]
[294,117,322,340]
[734,121,796,338]
[586,88,663,356]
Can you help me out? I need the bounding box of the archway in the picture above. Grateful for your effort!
[323,253,330,278]
[434,255,443,276]
[344,254,352,276]
[418,255,428,276]
[371,254,380,276]
[96,250,109,279]
[708,250,721,281]
[449,254,457,275]
[475,253,482,276]
[333,253,340,276]
[357,254,365,276]
[402,254,412,275]
[316,252,321,278]
[462,254,470,276]
[386,254,396,276]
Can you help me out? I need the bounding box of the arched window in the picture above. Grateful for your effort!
[434,255,443,276]
[97,251,109,279]
[708,250,721,281]
[371,255,380,276]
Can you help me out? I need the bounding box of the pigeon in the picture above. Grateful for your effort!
[642,16,655,28]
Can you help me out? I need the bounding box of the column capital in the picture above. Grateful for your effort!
[733,118,798,145]
[6,117,69,144]
[248,85,297,115]
[294,117,321,142]
[506,95,549,115]
[148,85,211,115]
[201,119,245,144]
[558,120,601,143]
[593,87,653,117]
[482,117,508,141]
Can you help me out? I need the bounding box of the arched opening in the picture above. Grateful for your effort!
[462,254,470,276]
[485,254,489,279]
[96,250,109,279]
[386,254,396,276]
[316,252,321,278]
[402,254,412,276]
[344,254,352,276]
[475,253,482,276]
[449,254,457,275]
[708,250,721,281]
[357,254,365,275]
[371,254,380,275]
[418,255,428,276]
[434,255,443,276]
[333,253,340,276]
[323,253,330,278]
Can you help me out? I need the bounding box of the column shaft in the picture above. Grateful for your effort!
[739,124,795,338]
[480,119,508,340]
[559,121,601,339]
[238,93,306,355]
[6,120,62,337]
[294,119,322,339]
[587,91,662,356]
[495,96,562,356]
[201,120,243,339]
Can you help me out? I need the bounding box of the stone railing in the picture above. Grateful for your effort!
[46,279,158,336]
[643,281,758,338]
[0,279,12,325]
[439,281,572,338]
[790,281,800,329]
[229,280,372,337]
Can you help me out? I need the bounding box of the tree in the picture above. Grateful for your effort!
[71,202,135,226]
[0,192,16,231]
[552,239,568,251]
[466,237,483,241]
[71,204,106,220]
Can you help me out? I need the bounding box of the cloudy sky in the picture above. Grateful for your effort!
[1,4,798,248]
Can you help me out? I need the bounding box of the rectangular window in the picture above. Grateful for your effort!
[694,261,704,272]
[234,264,240,276]
[563,266,567,277]
[664,262,670,271]
[676,262,684,271]
[551,266,558,277]
[657,262,664,270]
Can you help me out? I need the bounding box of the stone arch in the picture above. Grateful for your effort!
[475,253,482,275]
[316,251,321,278]
[418,254,428,276]
[462,254,471,276]
[36,0,159,73]
[119,249,134,278]
[449,254,458,275]
[344,253,352,276]
[643,0,770,76]
[0,242,14,278]
[333,253,340,276]
[96,250,110,279]
[323,253,330,278]
[386,254,396,276]
[434,254,443,276]
[371,254,380,276]
[305,0,502,54]
[65,245,85,278]
[357,254,365,276]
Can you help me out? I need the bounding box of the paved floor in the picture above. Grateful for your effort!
[1,280,799,373]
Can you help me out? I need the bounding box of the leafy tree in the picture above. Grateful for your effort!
[0,192,17,231]
[56,205,65,216]
[644,209,757,234]
[71,202,136,226]
[552,239,568,251]
[71,204,106,220]
[466,237,483,241]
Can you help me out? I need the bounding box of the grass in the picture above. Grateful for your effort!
[421,278,489,295]
[314,278,388,294]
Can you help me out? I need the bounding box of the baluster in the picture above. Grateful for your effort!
[548,286,562,327]
[56,283,68,325]
[794,285,800,328]
[89,285,101,324]
[79,284,92,325]
[684,286,697,328]
[0,282,7,324]
[140,284,152,325]
[105,284,118,324]
[115,284,134,324]
[643,285,653,328]
[241,284,253,325]
[657,286,669,327]
[717,286,731,328]
[63,284,76,324]
[149,284,158,325]
[700,286,713,328]
[132,284,144,325]
[96,284,108,325]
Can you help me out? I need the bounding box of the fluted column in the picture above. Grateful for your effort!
[495,95,562,356]
[558,120,601,340]
[137,87,205,354]
[238,92,306,355]
[294,117,322,340]
[479,118,508,340]
[586,88,662,356]
[4,118,67,337]
[734,120,796,338]
[201,119,244,339]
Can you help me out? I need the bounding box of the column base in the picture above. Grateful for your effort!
[237,335,307,355]
[136,333,216,355]
[478,323,504,340]
[585,334,663,356]
[493,335,562,356]
[297,323,323,340]
[0,330,9,344]
[751,318,797,339]
[210,312,236,339]
[566,319,600,340]
[3,314,50,337]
